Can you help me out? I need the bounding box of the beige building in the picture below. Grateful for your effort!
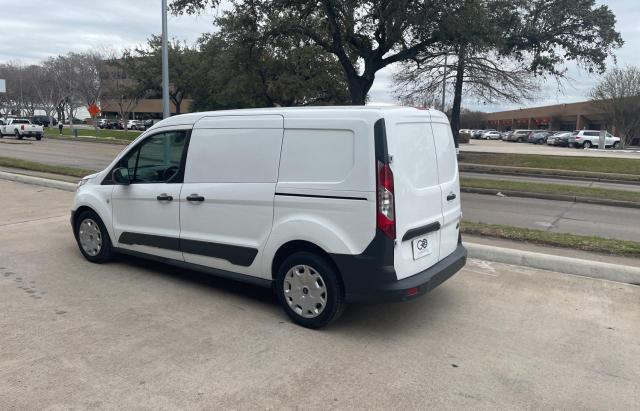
[486,100,610,132]
[101,98,194,120]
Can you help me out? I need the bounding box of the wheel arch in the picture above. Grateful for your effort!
[72,203,115,244]
[270,240,344,288]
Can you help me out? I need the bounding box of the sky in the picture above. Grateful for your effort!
[1,0,638,113]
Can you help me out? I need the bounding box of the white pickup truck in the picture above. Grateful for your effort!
[0,118,44,140]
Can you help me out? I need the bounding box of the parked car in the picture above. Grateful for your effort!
[505,129,534,142]
[98,119,109,129]
[546,131,571,146]
[527,130,553,144]
[30,115,52,127]
[481,131,502,140]
[143,119,155,128]
[568,130,620,149]
[126,120,146,131]
[70,106,467,328]
[0,118,44,140]
[472,129,495,139]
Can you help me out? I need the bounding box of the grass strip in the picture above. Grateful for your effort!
[461,177,640,203]
[462,220,640,258]
[0,157,96,178]
[459,152,640,176]
[45,128,141,141]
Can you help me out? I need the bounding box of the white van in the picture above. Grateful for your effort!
[71,106,467,328]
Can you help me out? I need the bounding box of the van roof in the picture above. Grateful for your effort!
[148,105,447,131]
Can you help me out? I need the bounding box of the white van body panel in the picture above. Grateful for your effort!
[383,110,444,279]
[180,115,284,276]
[430,113,462,259]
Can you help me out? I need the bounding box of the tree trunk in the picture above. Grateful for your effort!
[450,45,466,148]
[346,75,373,105]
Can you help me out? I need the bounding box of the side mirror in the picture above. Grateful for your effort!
[112,167,130,185]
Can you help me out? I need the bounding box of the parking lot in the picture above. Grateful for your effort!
[1,179,639,408]
[461,139,640,158]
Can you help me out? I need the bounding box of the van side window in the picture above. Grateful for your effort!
[120,131,187,184]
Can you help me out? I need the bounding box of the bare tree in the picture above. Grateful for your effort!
[34,60,65,121]
[101,55,148,130]
[394,50,538,117]
[590,66,640,147]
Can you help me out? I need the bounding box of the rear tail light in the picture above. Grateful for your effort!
[21,125,25,130]
[376,160,396,239]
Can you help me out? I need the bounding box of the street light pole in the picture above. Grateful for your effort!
[161,0,170,119]
[441,54,447,112]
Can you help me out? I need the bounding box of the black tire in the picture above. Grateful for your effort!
[74,210,113,263]
[35,134,42,141]
[517,137,523,142]
[613,141,620,149]
[275,251,345,329]
[583,141,592,149]
[15,130,23,140]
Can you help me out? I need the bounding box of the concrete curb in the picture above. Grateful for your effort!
[461,187,640,209]
[466,242,640,285]
[0,171,76,192]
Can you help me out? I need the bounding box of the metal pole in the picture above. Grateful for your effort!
[161,0,170,119]
[441,54,447,111]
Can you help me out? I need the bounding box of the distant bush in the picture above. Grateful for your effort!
[459,132,471,144]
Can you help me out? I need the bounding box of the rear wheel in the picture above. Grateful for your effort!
[275,252,345,329]
[74,210,113,263]
[517,137,523,142]
[35,134,42,141]
[15,130,23,140]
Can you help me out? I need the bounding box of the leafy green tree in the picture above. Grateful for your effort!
[191,0,350,109]
[171,0,452,105]
[124,36,200,114]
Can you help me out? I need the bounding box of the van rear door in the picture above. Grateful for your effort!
[430,119,461,259]
[385,114,443,280]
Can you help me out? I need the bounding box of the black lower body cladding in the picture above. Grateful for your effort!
[330,230,467,303]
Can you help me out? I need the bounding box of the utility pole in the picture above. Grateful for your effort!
[161,0,170,119]
[441,54,447,112]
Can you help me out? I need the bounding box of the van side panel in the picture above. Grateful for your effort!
[265,118,377,274]
[180,116,284,277]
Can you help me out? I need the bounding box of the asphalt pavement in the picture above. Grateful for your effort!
[1,179,639,409]
[0,137,122,170]
[462,192,640,242]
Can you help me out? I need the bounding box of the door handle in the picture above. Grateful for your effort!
[186,194,205,202]
[447,193,457,201]
[156,193,173,201]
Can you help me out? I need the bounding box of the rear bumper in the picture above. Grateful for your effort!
[332,232,467,303]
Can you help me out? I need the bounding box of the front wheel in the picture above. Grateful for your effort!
[74,210,113,263]
[583,141,592,149]
[276,252,345,329]
[15,130,23,140]
[613,141,620,149]
[35,134,42,141]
